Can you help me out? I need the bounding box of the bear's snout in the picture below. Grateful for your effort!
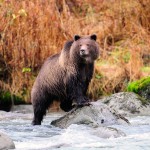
[79,45,89,56]
[80,49,86,56]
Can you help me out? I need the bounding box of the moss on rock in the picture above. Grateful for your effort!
[127,76,150,101]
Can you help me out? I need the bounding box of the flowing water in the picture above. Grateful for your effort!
[0,111,150,150]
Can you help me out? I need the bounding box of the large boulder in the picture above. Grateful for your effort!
[51,102,128,138]
[51,102,128,129]
[0,132,15,150]
[51,92,150,138]
[138,83,150,102]
[101,92,150,116]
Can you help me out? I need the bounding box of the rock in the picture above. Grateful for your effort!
[51,102,129,128]
[11,105,33,113]
[51,102,128,138]
[101,92,150,116]
[51,92,150,138]
[138,83,150,101]
[0,132,15,150]
[91,126,126,138]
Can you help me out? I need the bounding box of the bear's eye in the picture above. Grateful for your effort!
[87,44,89,47]
[79,44,82,47]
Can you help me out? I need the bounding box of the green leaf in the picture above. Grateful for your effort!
[95,74,102,79]
[22,67,31,73]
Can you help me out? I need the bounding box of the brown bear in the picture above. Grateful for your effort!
[31,34,100,125]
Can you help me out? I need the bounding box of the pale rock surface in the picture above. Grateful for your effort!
[0,132,15,150]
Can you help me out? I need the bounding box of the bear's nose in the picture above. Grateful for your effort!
[80,49,85,55]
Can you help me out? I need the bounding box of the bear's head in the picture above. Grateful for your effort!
[70,34,100,64]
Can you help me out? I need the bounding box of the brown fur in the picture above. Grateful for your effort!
[31,34,100,125]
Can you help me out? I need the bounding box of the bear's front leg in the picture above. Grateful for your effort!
[69,85,91,106]
[66,75,91,108]
[72,80,91,106]
[60,99,74,112]
[76,96,91,106]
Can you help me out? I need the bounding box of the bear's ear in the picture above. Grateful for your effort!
[90,34,97,41]
[74,35,81,41]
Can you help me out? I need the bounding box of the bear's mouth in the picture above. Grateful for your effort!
[79,52,95,64]
[86,57,93,63]
[82,56,94,64]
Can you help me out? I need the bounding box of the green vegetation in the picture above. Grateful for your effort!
[127,77,150,93]
[22,67,32,73]
[127,76,150,102]
[0,91,27,111]
[0,91,26,104]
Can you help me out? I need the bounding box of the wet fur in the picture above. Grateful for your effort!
[31,35,99,125]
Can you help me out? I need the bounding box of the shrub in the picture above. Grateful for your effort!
[0,91,27,111]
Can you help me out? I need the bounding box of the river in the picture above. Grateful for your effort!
[0,111,150,150]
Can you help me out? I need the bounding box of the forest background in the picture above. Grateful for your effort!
[0,0,150,109]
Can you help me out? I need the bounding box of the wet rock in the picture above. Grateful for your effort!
[51,102,129,129]
[51,92,150,138]
[0,132,15,149]
[101,92,150,116]
[138,83,150,102]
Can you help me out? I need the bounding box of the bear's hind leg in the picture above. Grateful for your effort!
[32,104,47,125]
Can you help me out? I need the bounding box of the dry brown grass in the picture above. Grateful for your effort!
[0,0,150,101]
